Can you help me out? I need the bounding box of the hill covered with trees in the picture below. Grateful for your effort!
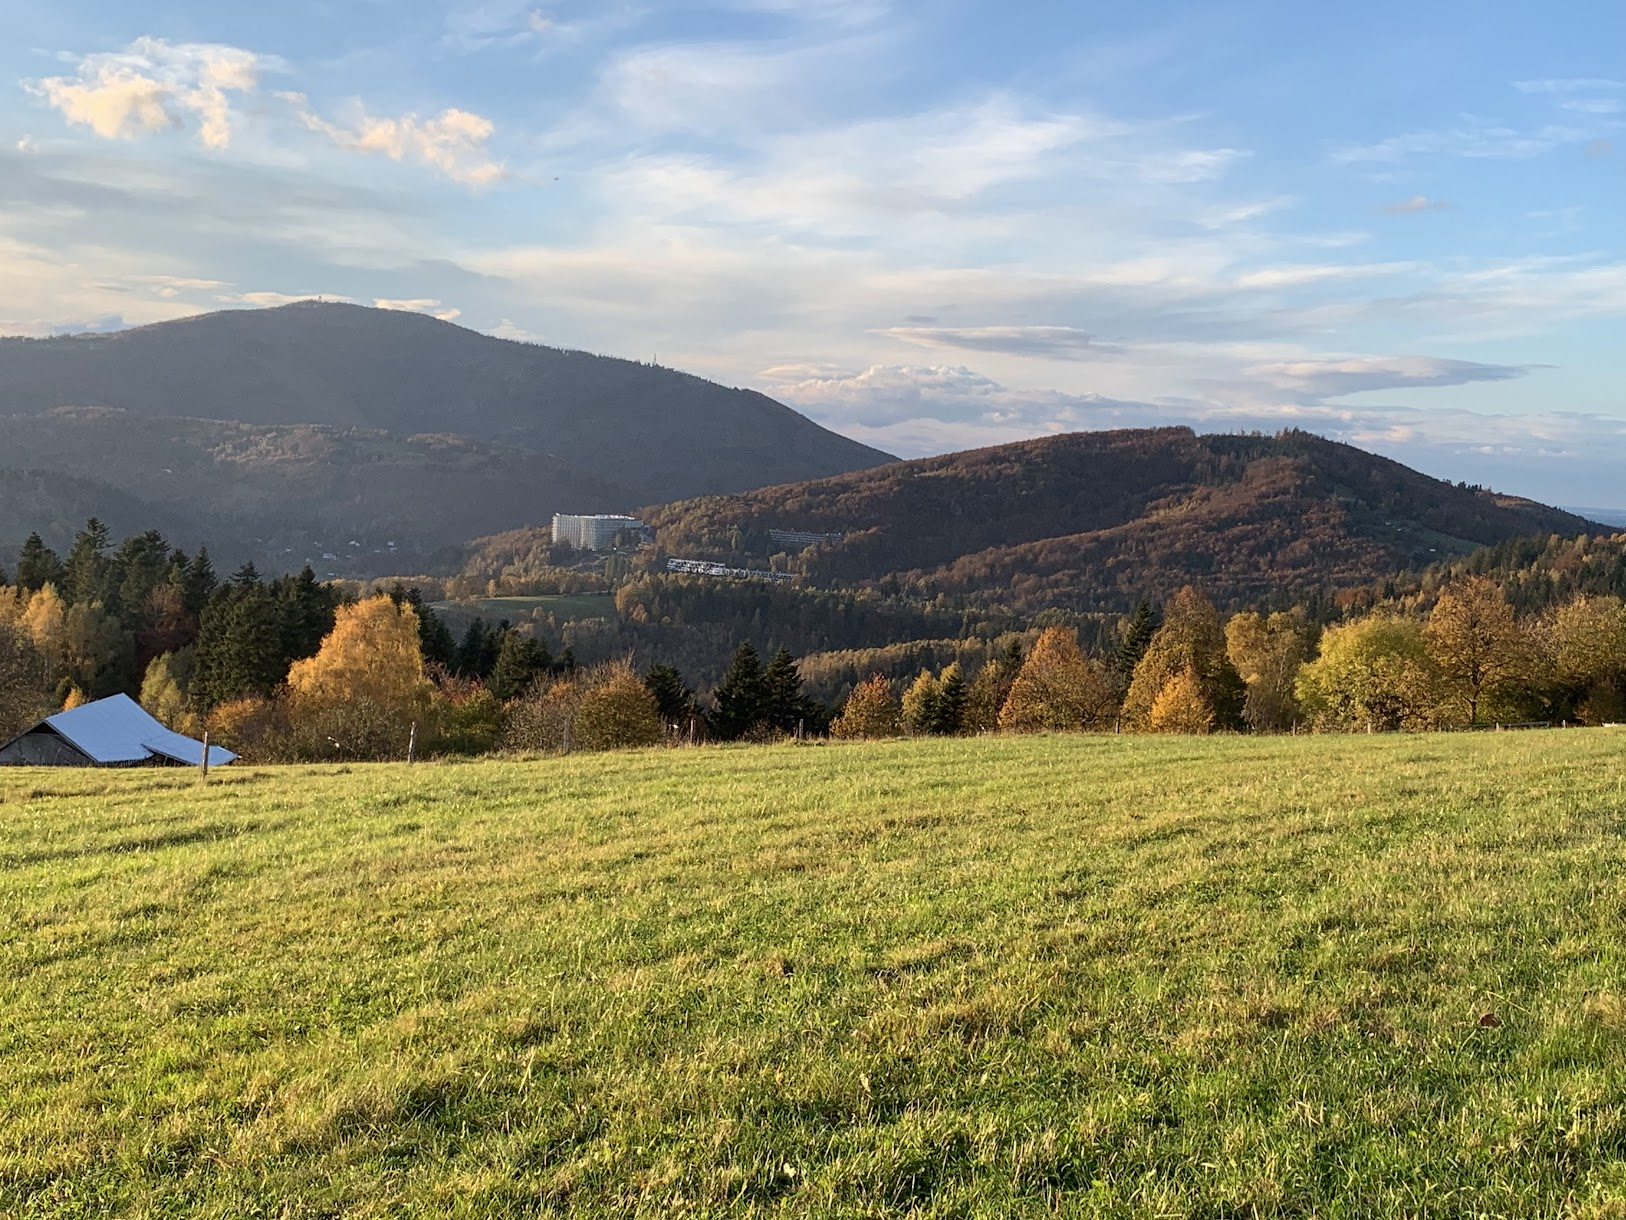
[640,428,1599,612]
[0,303,892,563]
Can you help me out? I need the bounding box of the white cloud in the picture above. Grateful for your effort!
[879,326,1124,360]
[1240,355,1533,398]
[490,318,542,341]
[1233,261,1415,290]
[1332,120,1595,163]
[285,95,506,188]
[31,37,266,150]
[374,297,463,321]
[1380,194,1451,214]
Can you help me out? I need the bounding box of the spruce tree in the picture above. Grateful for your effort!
[182,549,218,617]
[113,530,172,628]
[937,661,968,734]
[710,642,769,740]
[1115,601,1159,677]
[192,584,284,709]
[15,534,63,592]
[272,566,337,666]
[763,646,810,733]
[489,632,552,700]
[644,664,692,726]
[65,519,114,607]
[454,621,490,678]
[418,605,456,670]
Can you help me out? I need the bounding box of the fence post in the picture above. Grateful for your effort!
[200,731,210,781]
[407,722,418,764]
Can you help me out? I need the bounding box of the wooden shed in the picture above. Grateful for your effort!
[0,695,237,768]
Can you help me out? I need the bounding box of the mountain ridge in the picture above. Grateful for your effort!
[635,427,1603,612]
[0,302,893,506]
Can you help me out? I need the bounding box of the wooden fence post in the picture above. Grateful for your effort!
[200,732,210,781]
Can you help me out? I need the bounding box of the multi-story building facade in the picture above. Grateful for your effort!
[551,514,646,551]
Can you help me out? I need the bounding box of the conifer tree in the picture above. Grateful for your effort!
[1115,601,1159,677]
[65,519,114,608]
[763,646,810,733]
[454,621,492,679]
[999,626,1120,732]
[644,663,692,726]
[181,549,218,617]
[489,632,552,700]
[901,669,945,735]
[15,534,63,593]
[710,642,769,740]
[962,642,1024,734]
[1146,667,1215,734]
[192,583,284,709]
[937,662,968,735]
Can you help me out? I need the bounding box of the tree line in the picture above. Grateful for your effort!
[6,521,1625,763]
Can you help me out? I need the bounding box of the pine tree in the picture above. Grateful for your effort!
[65,519,114,607]
[710,642,769,740]
[901,669,945,735]
[489,632,552,700]
[763,646,809,733]
[644,663,692,726]
[454,621,491,679]
[112,530,172,627]
[182,549,218,617]
[192,584,285,709]
[937,661,968,734]
[272,567,337,666]
[1115,601,1159,677]
[14,534,63,593]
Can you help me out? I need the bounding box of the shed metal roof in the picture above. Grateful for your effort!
[39,695,237,767]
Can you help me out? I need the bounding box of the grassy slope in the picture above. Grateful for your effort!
[2,734,1624,1218]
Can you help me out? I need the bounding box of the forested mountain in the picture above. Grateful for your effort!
[0,406,636,569]
[640,428,1601,612]
[0,301,891,508]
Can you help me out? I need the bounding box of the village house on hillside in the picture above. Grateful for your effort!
[0,695,237,768]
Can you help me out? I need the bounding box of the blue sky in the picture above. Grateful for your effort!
[3,0,1622,505]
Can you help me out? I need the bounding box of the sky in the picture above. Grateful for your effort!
[2,0,1622,507]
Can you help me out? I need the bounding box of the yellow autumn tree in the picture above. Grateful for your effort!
[1424,576,1533,726]
[572,663,664,751]
[830,674,903,739]
[21,584,68,665]
[1146,667,1214,734]
[285,596,431,759]
[288,595,429,709]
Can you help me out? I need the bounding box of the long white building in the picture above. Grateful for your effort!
[552,513,645,551]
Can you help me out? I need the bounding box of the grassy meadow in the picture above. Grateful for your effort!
[2,732,1624,1217]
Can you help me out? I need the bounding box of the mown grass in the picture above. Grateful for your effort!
[1,732,1623,1218]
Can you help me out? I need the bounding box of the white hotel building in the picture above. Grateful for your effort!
[551,514,646,551]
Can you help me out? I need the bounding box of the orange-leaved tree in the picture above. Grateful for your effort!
[285,595,431,759]
[997,626,1119,732]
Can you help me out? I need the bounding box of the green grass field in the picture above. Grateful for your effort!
[2,733,1624,1218]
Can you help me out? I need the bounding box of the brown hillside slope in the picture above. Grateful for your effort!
[640,428,1599,611]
